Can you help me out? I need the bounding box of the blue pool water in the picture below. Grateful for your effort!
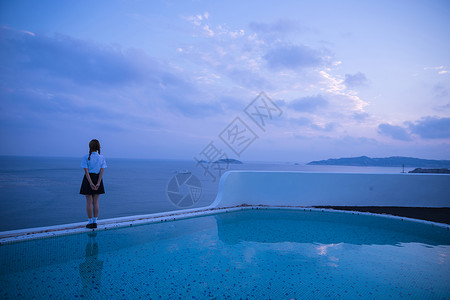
[1,209,449,299]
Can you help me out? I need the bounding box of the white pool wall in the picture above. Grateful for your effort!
[211,171,450,207]
[2,171,449,243]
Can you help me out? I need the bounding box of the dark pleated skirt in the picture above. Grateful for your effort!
[80,173,105,195]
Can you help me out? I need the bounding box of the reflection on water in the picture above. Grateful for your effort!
[1,209,449,298]
[79,232,103,297]
[214,209,450,246]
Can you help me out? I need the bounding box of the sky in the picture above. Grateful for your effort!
[0,0,449,162]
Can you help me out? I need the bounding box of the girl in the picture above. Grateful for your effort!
[80,139,107,229]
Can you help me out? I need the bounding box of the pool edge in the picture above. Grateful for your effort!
[1,205,449,245]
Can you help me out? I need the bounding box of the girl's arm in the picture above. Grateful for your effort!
[84,168,97,190]
[95,168,104,188]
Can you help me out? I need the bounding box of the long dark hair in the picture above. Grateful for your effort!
[88,139,101,160]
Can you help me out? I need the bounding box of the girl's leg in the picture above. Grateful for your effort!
[85,195,93,218]
[93,194,100,218]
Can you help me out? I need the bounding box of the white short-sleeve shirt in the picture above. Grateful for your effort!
[81,152,107,174]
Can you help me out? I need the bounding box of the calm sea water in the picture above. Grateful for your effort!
[0,156,407,231]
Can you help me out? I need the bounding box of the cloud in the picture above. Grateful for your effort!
[289,95,328,112]
[185,13,208,26]
[377,116,450,141]
[164,94,223,117]
[184,12,244,38]
[377,123,412,141]
[352,112,370,122]
[409,116,450,139]
[225,67,272,90]
[436,103,450,111]
[0,26,224,121]
[311,122,337,132]
[344,72,368,87]
[0,25,237,160]
[263,44,325,70]
[248,19,318,46]
[0,28,148,86]
[290,117,337,132]
[424,66,449,75]
[292,117,312,126]
[178,15,352,123]
[249,19,299,36]
[176,18,272,91]
[432,84,448,99]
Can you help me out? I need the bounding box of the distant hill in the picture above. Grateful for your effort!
[214,158,243,164]
[307,156,450,168]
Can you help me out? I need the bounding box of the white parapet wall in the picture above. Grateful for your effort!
[211,171,450,208]
[2,171,449,243]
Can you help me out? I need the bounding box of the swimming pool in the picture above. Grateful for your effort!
[1,208,449,299]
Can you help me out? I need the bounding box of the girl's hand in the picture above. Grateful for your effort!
[90,183,98,190]
[95,183,100,189]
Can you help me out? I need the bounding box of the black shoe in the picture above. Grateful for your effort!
[93,223,97,228]
[86,223,94,229]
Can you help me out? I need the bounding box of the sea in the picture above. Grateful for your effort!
[0,156,408,232]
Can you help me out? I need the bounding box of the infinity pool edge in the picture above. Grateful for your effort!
[1,205,449,245]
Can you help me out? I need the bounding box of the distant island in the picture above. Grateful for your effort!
[408,168,450,174]
[307,156,450,168]
[214,158,243,164]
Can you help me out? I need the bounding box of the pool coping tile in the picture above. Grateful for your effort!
[1,205,448,245]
